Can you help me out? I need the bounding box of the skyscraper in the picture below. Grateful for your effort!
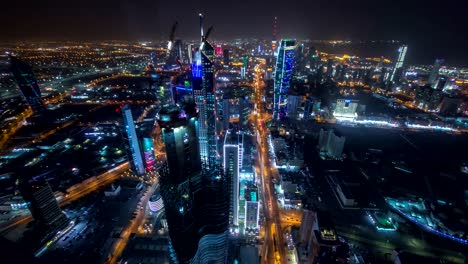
[273,39,296,120]
[194,37,217,167]
[9,56,46,114]
[390,45,408,83]
[157,103,202,263]
[122,105,145,175]
[18,177,69,233]
[428,59,444,88]
[223,49,230,66]
[158,103,229,263]
[223,130,244,227]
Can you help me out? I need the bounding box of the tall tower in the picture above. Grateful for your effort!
[273,39,296,120]
[389,45,408,83]
[428,59,444,88]
[122,105,145,176]
[158,103,229,264]
[272,17,277,52]
[9,56,46,114]
[223,130,244,227]
[193,18,217,168]
[157,103,201,263]
[18,177,69,233]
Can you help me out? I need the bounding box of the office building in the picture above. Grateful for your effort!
[273,39,296,120]
[287,94,302,118]
[390,45,408,83]
[136,121,156,173]
[241,56,247,79]
[223,130,244,226]
[157,103,201,263]
[318,129,345,159]
[193,38,217,167]
[157,103,229,263]
[333,99,358,120]
[428,59,444,88]
[223,49,230,65]
[122,105,145,175]
[9,56,46,114]
[18,177,69,233]
[244,188,259,230]
[220,86,251,131]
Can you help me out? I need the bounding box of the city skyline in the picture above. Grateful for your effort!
[2,0,467,66]
[0,4,467,264]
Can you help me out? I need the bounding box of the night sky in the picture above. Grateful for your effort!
[2,0,467,66]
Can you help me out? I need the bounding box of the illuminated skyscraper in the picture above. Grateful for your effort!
[273,39,296,120]
[390,45,407,83]
[193,38,217,167]
[157,103,201,263]
[223,130,244,227]
[9,56,46,114]
[122,105,145,175]
[158,103,229,263]
[428,59,444,88]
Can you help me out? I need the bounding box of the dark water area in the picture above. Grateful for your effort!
[313,42,467,67]
[314,42,399,61]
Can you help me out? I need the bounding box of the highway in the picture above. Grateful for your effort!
[252,63,287,264]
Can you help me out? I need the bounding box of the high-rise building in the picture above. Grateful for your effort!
[333,99,358,120]
[428,59,444,88]
[223,130,244,226]
[244,188,259,230]
[273,39,296,120]
[241,56,248,79]
[9,56,46,114]
[18,177,69,233]
[223,49,230,65]
[137,121,156,173]
[390,45,408,83]
[158,103,229,264]
[287,95,302,118]
[220,86,251,131]
[157,103,202,263]
[194,39,217,167]
[122,105,145,175]
[318,129,345,159]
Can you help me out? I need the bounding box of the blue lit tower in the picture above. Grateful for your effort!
[193,15,218,167]
[122,105,145,175]
[9,56,46,114]
[389,45,407,83]
[273,39,296,120]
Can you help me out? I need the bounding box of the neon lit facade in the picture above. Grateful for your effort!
[273,39,296,120]
[142,138,155,172]
[390,45,407,83]
[122,105,145,175]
